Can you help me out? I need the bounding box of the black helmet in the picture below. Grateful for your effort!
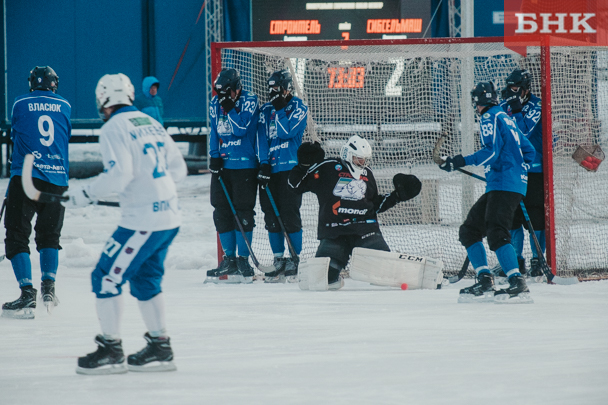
[29,66,59,93]
[471,81,498,109]
[214,68,241,94]
[268,69,293,93]
[505,69,532,92]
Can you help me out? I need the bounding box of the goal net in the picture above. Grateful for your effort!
[212,38,608,279]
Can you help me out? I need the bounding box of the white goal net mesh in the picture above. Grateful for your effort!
[215,40,608,278]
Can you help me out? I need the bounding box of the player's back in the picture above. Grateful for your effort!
[10,90,72,185]
[99,108,187,231]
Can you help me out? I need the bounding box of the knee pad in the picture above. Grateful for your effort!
[92,267,124,298]
[459,224,481,249]
[213,209,236,234]
[237,212,255,232]
[129,276,162,301]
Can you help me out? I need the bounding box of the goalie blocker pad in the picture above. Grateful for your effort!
[298,257,331,291]
[350,248,444,290]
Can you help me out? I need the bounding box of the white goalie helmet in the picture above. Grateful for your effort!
[95,73,135,119]
[340,135,372,179]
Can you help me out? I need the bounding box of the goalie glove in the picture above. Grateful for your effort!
[439,155,465,173]
[218,92,235,113]
[392,173,422,202]
[269,89,287,111]
[297,142,325,168]
[61,186,95,208]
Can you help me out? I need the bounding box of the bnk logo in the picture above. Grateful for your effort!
[515,13,596,34]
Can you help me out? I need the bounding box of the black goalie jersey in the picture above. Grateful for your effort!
[288,158,399,240]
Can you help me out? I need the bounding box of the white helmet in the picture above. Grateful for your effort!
[340,135,372,179]
[95,73,135,119]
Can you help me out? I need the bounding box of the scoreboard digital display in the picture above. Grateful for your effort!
[251,0,431,42]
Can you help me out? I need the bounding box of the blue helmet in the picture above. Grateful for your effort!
[268,69,293,93]
[214,68,241,94]
[29,66,59,93]
[471,81,498,108]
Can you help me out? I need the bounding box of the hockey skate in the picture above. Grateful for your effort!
[76,335,127,375]
[128,332,177,372]
[1,286,37,319]
[236,256,255,284]
[205,256,239,284]
[41,279,59,314]
[328,276,344,290]
[494,275,534,304]
[283,257,299,283]
[264,257,286,283]
[458,273,495,303]
[527,258,546,283]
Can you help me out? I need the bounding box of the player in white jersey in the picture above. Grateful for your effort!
[62,74,187,375]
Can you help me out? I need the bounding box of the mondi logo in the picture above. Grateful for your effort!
[515,13,596,34]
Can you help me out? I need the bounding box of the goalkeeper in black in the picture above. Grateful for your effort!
[288,136,422,289]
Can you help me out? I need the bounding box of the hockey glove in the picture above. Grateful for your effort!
[61,186,94,208]
[218,92,235,113]
[257,163,271,187]
[269,90,287,111]
[297,142,325,168]
[503,87,523,113]
[209,157,224,175]
[392,173,422,202]
[439,154,466,172]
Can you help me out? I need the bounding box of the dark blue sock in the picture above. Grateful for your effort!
[531,231,546,258]
[219,231,236,257]
[11,253,32,287]
[40,248,58,281]
[288,230,302,255]
[268,232,285,257]
[510,227,524,260]
[236,231,252,257]
[466,242,489,275]
[496,244,520,278]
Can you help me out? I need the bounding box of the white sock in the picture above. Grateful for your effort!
[96,295,124,340]
[138,293,167,338]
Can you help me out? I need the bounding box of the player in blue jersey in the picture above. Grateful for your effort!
[1,66,71,319]
[206,68,262,284]
[439,82,536,303]
[257,70,308,283]
[501,69,545,278]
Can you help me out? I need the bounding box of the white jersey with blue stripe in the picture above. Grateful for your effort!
[10,90,72,186]
[258,95,308,173]
[84,106,187,231]
[463,105,536,196]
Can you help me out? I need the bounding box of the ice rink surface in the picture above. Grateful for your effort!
[1,175,607,405]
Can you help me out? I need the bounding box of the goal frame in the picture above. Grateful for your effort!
[210,37,557,273]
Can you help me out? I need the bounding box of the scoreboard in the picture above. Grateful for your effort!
[251,0,431,42]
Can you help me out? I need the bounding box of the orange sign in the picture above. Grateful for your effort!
[269,20,321,35]
[366,19,422,33]
[328,67,365,89]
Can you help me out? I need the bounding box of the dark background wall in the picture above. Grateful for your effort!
[1,0,206,124]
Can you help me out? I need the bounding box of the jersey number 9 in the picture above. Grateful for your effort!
[38,115,55,147]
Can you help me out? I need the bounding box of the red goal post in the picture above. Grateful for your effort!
[211,37,608,279]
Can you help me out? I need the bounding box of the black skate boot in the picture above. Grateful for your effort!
[205,256,238,284]
[1,285,37,319]
[76,335,127,375]
[328,266,344,291]
[264,257,286,283]
[41,279,59,313]
[283,257,299,283]
[518,258,527,276]
[458,273,495,303]
[128,332,177,372]
[495,275,534,304]
[237,256,255,283]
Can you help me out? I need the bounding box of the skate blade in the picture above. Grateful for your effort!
[76,363,128,375]
[264,274,286,284]
[285,275,298,284]
[1,308,35,319]
[494,292,534,304]
[457,292,495,303]
[128,361,177,372]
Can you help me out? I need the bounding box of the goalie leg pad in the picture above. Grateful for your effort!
[298,257,331,291]
[350,248,444,289]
